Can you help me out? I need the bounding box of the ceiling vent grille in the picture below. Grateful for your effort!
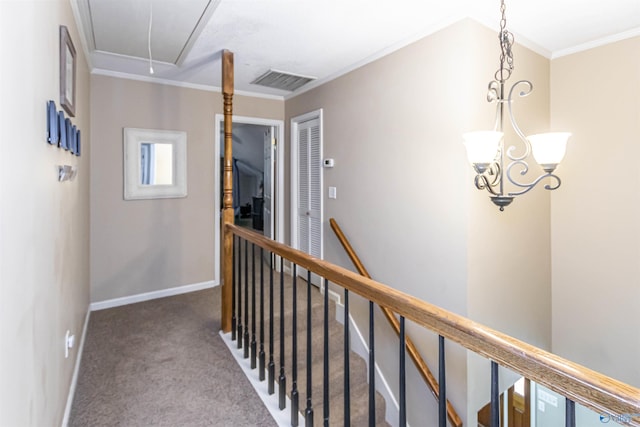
[251,69,316,92]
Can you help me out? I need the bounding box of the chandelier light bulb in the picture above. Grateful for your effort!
[527,132,571,171]
[462,131,503,168]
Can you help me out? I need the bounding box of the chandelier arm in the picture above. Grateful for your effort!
[475,174,501,196]
[487,81,500,103]
[543,175,562,191]
[493,98,502,131]
[505,80,533,161]
[505,161,562,196]
[487,81,503,131]
[474,163,502,196]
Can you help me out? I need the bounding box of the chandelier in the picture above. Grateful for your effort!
[462,0,571,211]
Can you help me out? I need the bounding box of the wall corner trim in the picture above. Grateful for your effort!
[90,280,218,311]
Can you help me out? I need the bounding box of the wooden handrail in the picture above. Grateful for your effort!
[329,218,463,427]
[225,223,640,425]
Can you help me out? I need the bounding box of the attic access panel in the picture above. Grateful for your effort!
[88,0,212,64]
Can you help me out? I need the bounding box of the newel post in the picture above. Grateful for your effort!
[221,49,234,332]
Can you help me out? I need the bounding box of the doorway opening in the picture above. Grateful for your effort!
[478,377,531,427]
[214,115,284,285]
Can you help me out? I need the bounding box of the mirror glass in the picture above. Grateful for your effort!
[140,142,174,185]
[123,128,187,200]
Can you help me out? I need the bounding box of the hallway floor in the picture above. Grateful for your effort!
[69,286,276,426]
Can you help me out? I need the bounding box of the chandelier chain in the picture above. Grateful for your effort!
[497,0,514,82]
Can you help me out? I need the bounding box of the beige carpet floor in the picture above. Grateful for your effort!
[69,253,389,426]
[69,286,277,427]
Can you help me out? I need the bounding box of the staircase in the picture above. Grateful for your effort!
[227,250,389,426]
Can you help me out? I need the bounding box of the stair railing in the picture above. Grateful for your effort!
[223,223,640,427]
[330,218,462,427]
[219,50,638,427]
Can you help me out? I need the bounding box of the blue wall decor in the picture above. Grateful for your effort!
[70,124,77,154]
[65,118,72,151]
[47,101,58,145]
[48,100,81,158]
[75,129,81,156]
[58,111,67,149]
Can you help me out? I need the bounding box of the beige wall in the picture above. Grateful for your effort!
[90,76,283,302]
[0,1,91,426]
[286,21,472,426]
[550,37,640,387]
[465,23,553,424]
[285,19,552,426]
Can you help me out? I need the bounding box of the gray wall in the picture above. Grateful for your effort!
[0,2,91,425]
[90,76,284,302]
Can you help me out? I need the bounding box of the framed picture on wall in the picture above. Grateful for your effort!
[59,25,76,117]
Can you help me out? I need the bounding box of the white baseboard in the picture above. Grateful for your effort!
[90,280,217,311]
[220,331,306,427]
[61,308,91,427]
[283,264,292,276]
[335,303,408,427]
[320,283,342,305]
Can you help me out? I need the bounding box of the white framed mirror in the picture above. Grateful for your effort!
[123,128,187,200]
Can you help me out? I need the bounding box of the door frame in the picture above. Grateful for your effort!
[290,108,324,268]
[214,114,285,285]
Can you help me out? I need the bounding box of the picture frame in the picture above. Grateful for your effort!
[59,25,76,117]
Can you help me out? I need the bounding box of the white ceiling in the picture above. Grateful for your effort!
[73,0,640,99]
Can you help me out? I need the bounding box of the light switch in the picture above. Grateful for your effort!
[328,187,337,199]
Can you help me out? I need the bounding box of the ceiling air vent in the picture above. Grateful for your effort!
[251,69,316,92]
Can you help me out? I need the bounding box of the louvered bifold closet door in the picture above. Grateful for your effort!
[296,118,322,284]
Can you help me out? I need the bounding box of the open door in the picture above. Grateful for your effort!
[214,114,284,286]
[263,127,275,240]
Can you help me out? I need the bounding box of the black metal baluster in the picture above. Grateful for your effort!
[344,289,351,427]
[305,270,314,426]
[251,243,257,369]
[291,265,299,426]
[368,301,375,427]
[231,236,237,341]
[279,256,287,410]
[490,361,499,427]
[399,316,406,427]
[438,335,446,427]
[259,247,266,381]
[237,237,243,349]
[565,398,576,427]
[323,278,330,427]
[244,240,250,358]
[268,253,275,395]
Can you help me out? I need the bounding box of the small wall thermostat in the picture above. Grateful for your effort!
[323,158,335,168]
